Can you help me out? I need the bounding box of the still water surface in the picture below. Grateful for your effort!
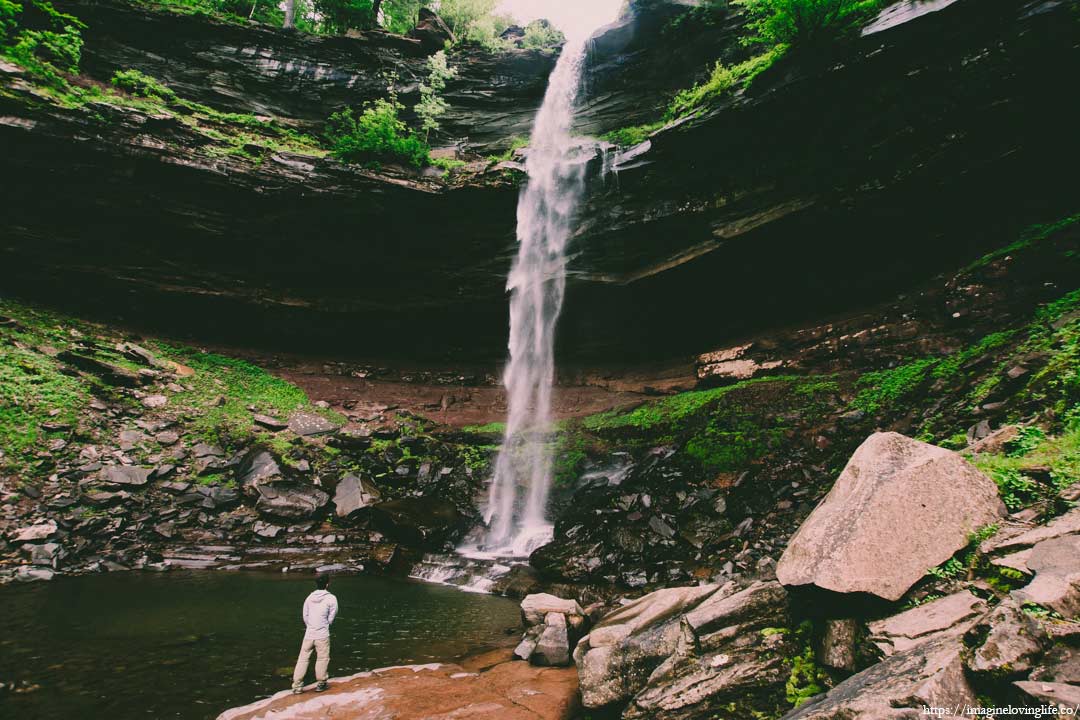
[0,571,521,720]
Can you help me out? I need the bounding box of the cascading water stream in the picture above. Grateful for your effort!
[479,23,598,558]
[412,8,623,590]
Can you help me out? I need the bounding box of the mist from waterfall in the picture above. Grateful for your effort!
[478,28,597,558]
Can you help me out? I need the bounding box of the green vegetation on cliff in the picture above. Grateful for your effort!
[604,0,890,144]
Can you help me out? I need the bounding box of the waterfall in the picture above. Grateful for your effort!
[479,29,596,558]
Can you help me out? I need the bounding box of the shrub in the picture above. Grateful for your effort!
[0,0,21,44]
[439,0,514,49]
[734,0,882,47]
[326,97,430,167]
[1,0,85,84]
[667,45,785,118]
[520,19,564,49]
[602,121,665,147]
[111,69,178,102]
[312,0,374,33]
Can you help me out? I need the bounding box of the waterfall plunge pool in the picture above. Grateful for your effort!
[0,571,521,720]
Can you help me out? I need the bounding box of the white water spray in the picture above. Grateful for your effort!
[478,23,604,558]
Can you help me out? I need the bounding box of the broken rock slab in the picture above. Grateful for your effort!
[777,432,1005,601]
[100,466,153,487]
[781,637,978,719]
[288,411,340,437]
[867,590,987,656]
[1011,534,1080,618]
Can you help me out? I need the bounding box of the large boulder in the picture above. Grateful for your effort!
[777,432,1005,601]
[408,8,454,53]
[332,474,381,518]
[254,483,330,520]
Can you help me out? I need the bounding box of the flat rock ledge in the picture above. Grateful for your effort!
[216,653,579,720]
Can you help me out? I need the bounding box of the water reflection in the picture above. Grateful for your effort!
[0,571,520,719]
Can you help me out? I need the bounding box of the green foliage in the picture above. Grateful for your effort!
[439,0,513,49]
[663,0,728,36]
[311,0,422,34]
[932,331,1017,380]
[667,45,785,119]
[463,421,506,434]
[0,0,21,44]
[987,467,1042,511]
[1006,426,1046,458]
[1,0,85,86]
[851,358,938,415]
[458,443,496,472]
[965,212,1080,271]
[601,121,665,147]
[734,0,882,47]
[0,333,89,470]
[926,524,997,582]
[326,97,430,168]
[312,0,374,33]
[1021,602,1063,620]
[415,50,457,140]
[152,345,308,443]
[927,556,965,580]
[111,68,177,102]
[486,136,529,164]
[519,19,565,49]
[786,621,828,707]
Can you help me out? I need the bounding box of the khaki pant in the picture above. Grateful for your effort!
[292,636,330,689]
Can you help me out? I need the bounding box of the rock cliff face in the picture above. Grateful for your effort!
[3,0,1077,363]
[60,0,558,150]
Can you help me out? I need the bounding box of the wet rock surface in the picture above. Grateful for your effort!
[3,0,1077,362]
[216,653,580,720]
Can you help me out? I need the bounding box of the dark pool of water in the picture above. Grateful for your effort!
[0,571,521,720]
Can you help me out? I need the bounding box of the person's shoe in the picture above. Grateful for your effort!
[315,681,329,692]
[292,686,303,695]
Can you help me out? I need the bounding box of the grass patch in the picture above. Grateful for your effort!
[932,331,1017,380]
[601,121,666,148]
[851,358,938,415]
[152,342,338,447]
[668,45,787,119]
[0,340,89,469]
[462,421,506,434]
[965,213,1080,272]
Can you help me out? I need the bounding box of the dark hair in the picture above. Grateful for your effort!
[315,574,330,590]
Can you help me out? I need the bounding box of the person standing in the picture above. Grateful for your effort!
[292,574,338,694]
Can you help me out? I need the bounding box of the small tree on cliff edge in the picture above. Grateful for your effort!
[734,0,882,47]
[416,50,457,142]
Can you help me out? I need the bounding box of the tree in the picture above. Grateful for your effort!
[733,0,881,47]
[283,0,296,28]
[415,49,456,140]
[312,0,373,33]
[312,0,420,34]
